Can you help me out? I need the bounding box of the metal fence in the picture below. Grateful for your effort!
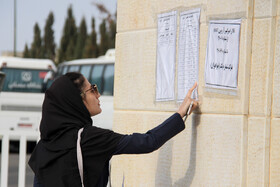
[0,130,39,187]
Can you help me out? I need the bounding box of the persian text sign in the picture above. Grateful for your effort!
[177,8,200,102]
[156,11,177,101]
[205,19,241,89]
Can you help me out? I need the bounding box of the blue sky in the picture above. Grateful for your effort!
[0,0,117,56]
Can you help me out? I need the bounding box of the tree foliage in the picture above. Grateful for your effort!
[75,17,87,59]
[30,23,42,58]
[98,19,109,56]
[108,19,116,49]
[42,12,56,61]
[24,3,117,64]
[83,18,98,58]
[93,3,116,55]
[23,43,30,58]
[58,6,77,63]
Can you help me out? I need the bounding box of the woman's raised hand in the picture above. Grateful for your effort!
[177,82,199,118]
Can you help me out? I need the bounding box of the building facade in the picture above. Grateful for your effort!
[111,0,280,186]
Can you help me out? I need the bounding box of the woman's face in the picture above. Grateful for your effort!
[81,78,102,116]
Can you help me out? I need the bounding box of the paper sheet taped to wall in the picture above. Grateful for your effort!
[177,8,200,102]
[205,19,241,89]
[156,11,177,101]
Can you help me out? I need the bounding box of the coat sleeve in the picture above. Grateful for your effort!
[113,113,185,155]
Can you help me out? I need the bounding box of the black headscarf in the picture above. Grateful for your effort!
[29,75,122,187]
[40,75,92,150]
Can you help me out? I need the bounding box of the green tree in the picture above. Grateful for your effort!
[58,6,77,63]
[92,3,117,53]
[108,19,116,49]
[30,23,42,58]
[23,43,30,58]
[42,12,56,61]
[66,39,75,61]
[98,19,109,55]
[75,17,87,59]
[58,34,67,63]
[83,18,98,58]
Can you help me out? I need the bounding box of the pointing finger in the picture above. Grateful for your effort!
[187,82,197,97]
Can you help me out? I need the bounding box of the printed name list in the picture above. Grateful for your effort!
[156,11,177,101]
[177,9,200,102]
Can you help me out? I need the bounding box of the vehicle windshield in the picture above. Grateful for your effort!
[1,68,49,93]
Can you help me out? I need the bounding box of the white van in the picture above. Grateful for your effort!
[0,57,56,131]
[56,49,115,129]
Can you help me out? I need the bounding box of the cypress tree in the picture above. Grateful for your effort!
[58,34,68,63]
[30,23,42,58]
[66,39,75,61]
[108,19,116,49]
[23,43,30,58]
[98,19,109,55]
[83,18,98,58]
[75,17,87,59]
[42,12,56,61]
[58,6,77,63]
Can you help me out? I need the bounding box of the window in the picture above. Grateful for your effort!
[57,66,64,76]
[62,66,68,75]
[1,68,48,93]
[90,65,104,94]
[103,65,114,96]
[80,65,92,80]
[68,65,80,72]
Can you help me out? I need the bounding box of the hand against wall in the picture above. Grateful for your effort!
[177,82,198,118]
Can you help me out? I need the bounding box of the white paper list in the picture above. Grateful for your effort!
[156,11,177,101]
[205,19,241,89]
[177,9,200,102]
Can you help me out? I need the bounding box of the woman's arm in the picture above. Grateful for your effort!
[114,83,198,155]
[114,113,184,155]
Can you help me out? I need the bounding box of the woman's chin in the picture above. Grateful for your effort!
[96,108,102,115]
[90,109,102,116]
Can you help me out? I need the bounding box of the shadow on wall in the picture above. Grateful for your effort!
[155,139,173,187]
[155,113,201,187]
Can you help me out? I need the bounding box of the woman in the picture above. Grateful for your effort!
[29,72,198,187]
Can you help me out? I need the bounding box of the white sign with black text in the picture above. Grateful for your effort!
[156,11,177,101]
[205,19,241,89]
[177,8,200,102]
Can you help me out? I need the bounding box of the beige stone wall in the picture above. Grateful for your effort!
[111,0,280,186]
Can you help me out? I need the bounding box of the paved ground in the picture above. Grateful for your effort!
[0,154,33,187]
